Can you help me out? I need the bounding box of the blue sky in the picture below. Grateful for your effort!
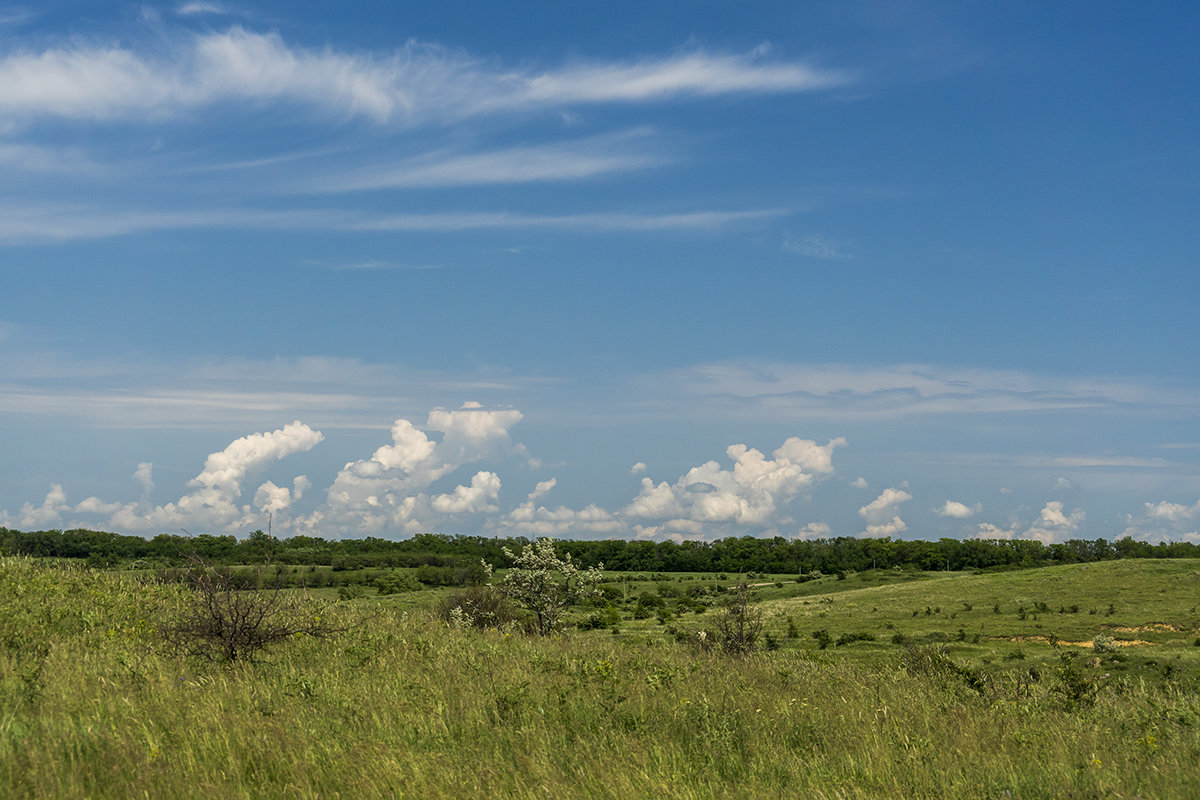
[2,1,1198,543]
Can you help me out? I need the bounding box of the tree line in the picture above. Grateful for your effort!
[2,526,1197,574]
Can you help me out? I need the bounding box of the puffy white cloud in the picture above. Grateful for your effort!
[193,421,324,496]
[630,462,647,475]
[430,471,501,514]
[797,521,832,539]
[496,476,623,537]
[133,461,154,497]
[851,477,869,489]
[863,517,907,538]
[858,487,911,538]
[1144,499,1200,522]
[1025,501,1085,544]
[623,436,843,532]
[6,484,70,528]
[325,403,521,511]
[527,478,557,502]
[1120,497,1200,543]
[935,500,981,519]
[859,488,912,521]
[976,501,1085,543]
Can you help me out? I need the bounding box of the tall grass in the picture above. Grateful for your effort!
[2,556,1199,798]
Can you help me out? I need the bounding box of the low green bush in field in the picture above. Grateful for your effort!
[3,556,1200,799]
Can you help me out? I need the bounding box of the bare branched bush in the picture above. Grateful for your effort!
[162,558,343,662]
[715,583,762,655]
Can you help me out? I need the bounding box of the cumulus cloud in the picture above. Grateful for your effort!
[496,476,622,537]
[858,487,911,538]
[316,403,524,534]
[935,500,981,519]
[623,436,844,532]
[797,521,832,539]
[863,517,907,538]
[1053,476,1073,490]
[6,484,70,528]
[630,462,647,475]
[430,471,502,514]
[851,477,869,489]
[975,501,1086,543]
[1120,497,1200,543]
[859,488,911,521]
[133,461,154,497]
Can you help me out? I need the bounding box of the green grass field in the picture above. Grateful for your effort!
[3,556,1199,798]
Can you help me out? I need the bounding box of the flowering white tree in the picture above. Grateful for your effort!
[485,539,603,636]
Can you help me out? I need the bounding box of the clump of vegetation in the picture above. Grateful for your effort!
[714,583,762,654]
[436,584,519,630]
[486,539,603,636]
[162,558,343,662]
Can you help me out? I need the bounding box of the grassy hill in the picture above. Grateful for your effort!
[3,556,1200,799]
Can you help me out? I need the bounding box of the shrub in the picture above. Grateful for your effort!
[436,585,518,630]
[162,559,342,663]
[375,570,421,595]
[485,539,603,636]
[714,584,762,655]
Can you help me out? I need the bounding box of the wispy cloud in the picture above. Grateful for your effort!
[0,203,783,243]
[326,260,444,271]
[783,233,852,259]
[652,361,1200,419]
[308,131,668,192]
[0,353,556,429]
[176,2,226,16]
[0,28,849,126]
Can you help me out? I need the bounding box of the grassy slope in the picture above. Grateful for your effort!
[3,557,1200,799]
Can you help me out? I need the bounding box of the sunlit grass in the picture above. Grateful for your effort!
[2,556,1200,798]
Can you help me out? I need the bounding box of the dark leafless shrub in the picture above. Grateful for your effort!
[162,558,343,662]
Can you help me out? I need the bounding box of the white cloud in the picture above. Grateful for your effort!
[1120,497,1200,543]
[0,30,846,125]
[192,420,324,496]
[622,436,844,533]
[977,501,1085,544]
[658,361,1200,420]
[858,487,911,538]
[430,471,502,514]
[5,484,69,528]
[316,403,524,534]
[1053,476,1073,490]
[934,500,980,519]
[859,487,912,521]
[311,133,665,192]
[630,462,648,475]
[851,477,869,489]
[177,3,225,15]
[1025,501,1085,543]
[862,516,907,538]
[0,203,783,244]
[796,521,832,539]
[133,461,154,497]
[527,478,557,502]
[1144,499,1200,522]
[783,233,851,259]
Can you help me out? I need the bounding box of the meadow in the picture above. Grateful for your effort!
[2,555,1199,799]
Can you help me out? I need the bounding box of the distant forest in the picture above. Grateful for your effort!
[2,527,1198,575]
